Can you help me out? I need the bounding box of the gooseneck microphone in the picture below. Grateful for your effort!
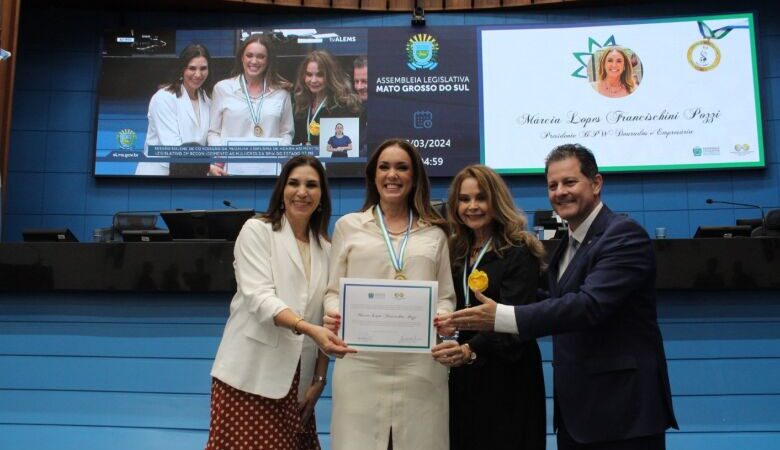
[223,200,238,209]
[705,198,764,220]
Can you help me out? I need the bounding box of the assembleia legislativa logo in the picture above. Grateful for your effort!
[407,34,439,71]
[117,129,137,150]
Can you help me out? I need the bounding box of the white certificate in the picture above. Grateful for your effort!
[339,277,437,353]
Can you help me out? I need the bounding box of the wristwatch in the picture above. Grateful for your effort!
[463,344,477,365]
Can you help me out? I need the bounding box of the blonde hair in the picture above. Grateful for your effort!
[597,47,636,94]
[293,50,360,118]
[446,165,545,271]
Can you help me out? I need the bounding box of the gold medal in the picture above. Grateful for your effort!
[395,272,407,280]
[687,39,721,72]
[254,124,263,137]
[308,120,320,137]
[468,269,489,292]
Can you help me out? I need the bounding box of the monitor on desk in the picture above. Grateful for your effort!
[693,225,753,238]
[121,229,172,242]
[160,209,255,241]
[22,228,79,242]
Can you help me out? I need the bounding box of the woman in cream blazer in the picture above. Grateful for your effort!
[207,155,354,450]
[324,139,456,450]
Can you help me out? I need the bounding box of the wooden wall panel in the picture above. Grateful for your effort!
[388,0,414,11]
[0,0,21,204]
[445,0,471,10]
[422,0,444,11]
[304,0,332,7]
[473,0,501,8]
[333,0,360,8]
[361,0,387,10]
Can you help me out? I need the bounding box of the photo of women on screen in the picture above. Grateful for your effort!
[135,44,213,176]
[292,50,360,147]
[207,33,294,176]
[589,46,642,98]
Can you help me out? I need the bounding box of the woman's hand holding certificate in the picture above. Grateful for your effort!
[339,278,438,353]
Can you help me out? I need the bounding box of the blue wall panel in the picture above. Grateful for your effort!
[2,290,780,449]
[46,132,93,174]
[9,130,47,172]
[0,425,207,450]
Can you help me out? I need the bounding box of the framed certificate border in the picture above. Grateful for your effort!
[339,277,437,353]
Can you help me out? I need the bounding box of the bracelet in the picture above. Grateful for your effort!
[292,317,305,335]
[313,375,327,385]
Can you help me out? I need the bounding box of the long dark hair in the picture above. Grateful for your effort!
[165,44,213,98]
[447,164,545,271]
[260,155,331,245]
[231,33,291,90]
[362,138,446,232]
[293,50,361,118]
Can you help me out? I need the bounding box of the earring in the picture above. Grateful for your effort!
[317,204,322,212]
[280,203,285,211]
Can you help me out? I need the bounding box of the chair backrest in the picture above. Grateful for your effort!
[430,199,447,220]
[751,209,780,237]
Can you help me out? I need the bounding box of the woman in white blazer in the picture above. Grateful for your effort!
[323,139,456,450]
[207,34,294,176]
[206,155,355,450]
[135,44,212,176]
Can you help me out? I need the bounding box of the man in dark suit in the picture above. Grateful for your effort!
[441,144,677,449]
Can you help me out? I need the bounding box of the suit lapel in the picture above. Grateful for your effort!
[308,230,323,295]
[554,206,613,290]
[179,85,198,125]
[548,235,569,292]
[280,218,306,277]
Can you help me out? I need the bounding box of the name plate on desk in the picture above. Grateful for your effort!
[339,278,437,353]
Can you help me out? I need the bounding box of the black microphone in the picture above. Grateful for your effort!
[223,200,238,209]
[705,198,764,220]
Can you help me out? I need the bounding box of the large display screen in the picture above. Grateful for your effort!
[94,13,763,178]
[480,14,764,173]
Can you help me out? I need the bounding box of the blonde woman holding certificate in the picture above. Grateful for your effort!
[207,34,294,176]
[323,139,456,450]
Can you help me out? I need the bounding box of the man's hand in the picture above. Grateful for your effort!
[431,340,468,367]
[437,291,498,331]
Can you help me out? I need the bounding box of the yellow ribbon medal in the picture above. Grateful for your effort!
[463,238,491,306]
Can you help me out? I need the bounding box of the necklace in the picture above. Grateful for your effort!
[604,82,623,94]
[241,75,266,137]
[375,206,413,280]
